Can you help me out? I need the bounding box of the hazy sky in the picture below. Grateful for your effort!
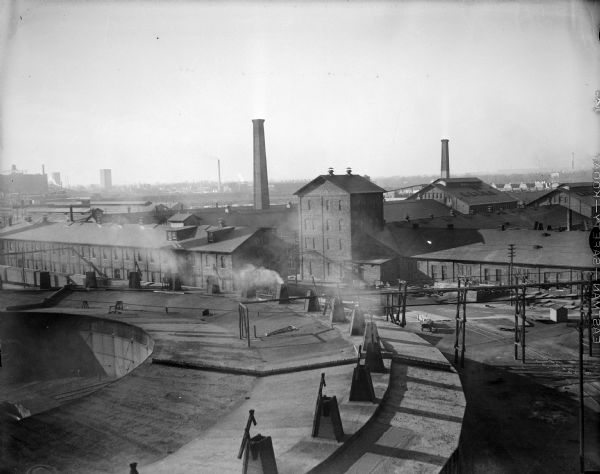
[1,0,599,185]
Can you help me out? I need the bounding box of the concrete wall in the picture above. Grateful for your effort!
[0,312,153,386]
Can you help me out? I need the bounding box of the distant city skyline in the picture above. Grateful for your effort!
[1,1,599,185]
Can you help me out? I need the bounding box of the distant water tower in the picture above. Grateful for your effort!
[100,169,112,189]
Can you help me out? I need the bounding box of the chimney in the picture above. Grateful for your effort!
[441,139,450,179]
[217,159,222,193]
[328,167,334,176]
[252,119,270,210]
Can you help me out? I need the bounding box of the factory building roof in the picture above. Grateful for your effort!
[372,223,485,257]
[384,200,452,221]
[0,222,264,254]
[412,229,592,269]
[0,222,169,249]
[385,204,585,230]
[183,227,258,253]
[527,182,595,208]
[294,173,386,196]
[408,178,519,206]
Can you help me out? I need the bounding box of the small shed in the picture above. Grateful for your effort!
[167,213,200,228]
[549,304,568,323]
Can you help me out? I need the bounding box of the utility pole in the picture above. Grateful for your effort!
[508,244,516,306]
[578,274,585,473]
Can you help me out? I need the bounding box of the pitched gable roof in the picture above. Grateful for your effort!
[412,229,592,269]
[409,177,518,206]
[294,174,386,196]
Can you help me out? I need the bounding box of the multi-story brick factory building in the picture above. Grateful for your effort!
[294,167,389,282]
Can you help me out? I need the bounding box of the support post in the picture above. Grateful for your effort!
[454,280,461,366]
[586,274,593,357]
[238,409,257,459]
[520,284,526,363]
[578,288,585,474]
[400,281,408,327]
[514,285,520,361]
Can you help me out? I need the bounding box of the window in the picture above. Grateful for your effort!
[304,219,309,230]
[220,256,225,268]
[441,266,447,280]
[205,254,211,267]
[339,219,343,231]
[308,261,312,274]
[312,237,315,249]
[137,252,142,261]
[114,268,121,279]
[484,268,490,281]
[125,249,130,260]
[102,248,108,259]
[327,262,331,275]
[91,247,96,258]
[431,265,437,280]
[326,238,331,250]
[339,239,343,250]
[305,237,309,249]
[307,199,311,210]
[338,200,342,210]
[114,249,119,259]
[495,269,502,282]
[325,220,330,231]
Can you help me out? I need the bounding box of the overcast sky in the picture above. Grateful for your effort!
[0,0,599,185]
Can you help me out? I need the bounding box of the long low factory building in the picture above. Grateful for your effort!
[0,221,288,291]
[410,229,593,285]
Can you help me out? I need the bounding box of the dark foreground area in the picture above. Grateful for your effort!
[412,307,600,474]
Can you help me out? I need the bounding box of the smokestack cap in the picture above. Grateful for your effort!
[328,167,334,176]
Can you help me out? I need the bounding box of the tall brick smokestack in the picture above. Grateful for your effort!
[252,119,270,210]
[441,139,450,179]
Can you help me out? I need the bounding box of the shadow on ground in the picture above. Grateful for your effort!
[418,332,600,474]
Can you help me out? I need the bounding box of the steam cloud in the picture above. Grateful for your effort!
[236,264,283,289]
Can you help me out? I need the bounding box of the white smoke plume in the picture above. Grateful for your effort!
[236,264,283,290]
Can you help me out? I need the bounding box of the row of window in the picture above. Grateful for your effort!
[195,254,228,269]
[304,199,344,211]
[431,264,568,283]
[304,237,344,250]
[3,240,162,263]
[306,260,344,278]
[304,219,344,231]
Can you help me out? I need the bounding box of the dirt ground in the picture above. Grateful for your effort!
[1,363,255,474]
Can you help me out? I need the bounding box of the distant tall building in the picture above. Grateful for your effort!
[51,172,62,187]
[100,169,112,189]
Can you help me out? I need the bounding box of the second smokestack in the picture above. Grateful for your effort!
[252,119,270,210]
[441,139,450,179]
